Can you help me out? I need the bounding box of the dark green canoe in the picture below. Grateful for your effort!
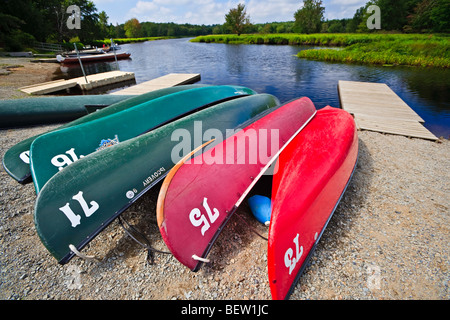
[34,93,280,264]
[30,85,256,193]
[0,95,137,128]
[3,85,206,184]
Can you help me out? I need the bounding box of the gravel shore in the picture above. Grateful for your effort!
[0,58,448,301]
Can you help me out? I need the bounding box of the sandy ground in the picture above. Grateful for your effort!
[0,58,448,301]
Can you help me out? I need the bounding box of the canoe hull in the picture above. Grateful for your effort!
[268,106,358,300]
[0,95,135,128]
[3,85,206,184]
[157,97,317,271]
[30,86,256,192]
[34,94,280,264]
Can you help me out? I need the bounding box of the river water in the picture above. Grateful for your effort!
[57,37,450,138]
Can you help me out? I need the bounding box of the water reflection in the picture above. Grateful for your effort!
[55,38,449,138]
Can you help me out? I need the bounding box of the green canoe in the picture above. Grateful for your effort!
[30,85,256,193]
[34,93,280,264]
[0,95,137,128]
[3,85,206,184]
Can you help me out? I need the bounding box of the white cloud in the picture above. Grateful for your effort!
[247,0,300,23]
[326,0,368,19]
[126,0,242,24]
[97,0,367,25]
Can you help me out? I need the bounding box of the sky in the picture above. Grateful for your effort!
[91,0,369,26]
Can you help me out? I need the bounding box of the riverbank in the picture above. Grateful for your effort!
[0,57,59,99]
[192,33,450,68]
[0,60,449,301]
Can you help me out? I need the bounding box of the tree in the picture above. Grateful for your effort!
[224,4,251,36]
[372,0,417,31]
[75,0,101,43]
[346,6,366,32]
[430,0,450,32]
[0,0,101,47]
[97,11,110,39]
[407,0,450,32]
[124,18,142,38]
[294,0,325,34]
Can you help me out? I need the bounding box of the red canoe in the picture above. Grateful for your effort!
[157,97,317,271]
[268,106,359,300]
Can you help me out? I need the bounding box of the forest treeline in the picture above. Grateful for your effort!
[1,0,448,51]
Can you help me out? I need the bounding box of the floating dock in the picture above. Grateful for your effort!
[110,73,201,95]
[338,80,438,141]
[19,71,136,95]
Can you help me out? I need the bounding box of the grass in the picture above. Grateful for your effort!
[297,37,450,68]
[191,33,450,68]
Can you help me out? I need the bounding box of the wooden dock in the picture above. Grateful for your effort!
[338,80,438,141]
[110,73,201,95]
[19,71,135,95]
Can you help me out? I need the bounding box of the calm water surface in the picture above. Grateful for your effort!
[58,38,450,138]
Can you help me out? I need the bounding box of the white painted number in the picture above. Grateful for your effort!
[59,191,99,228]
[20,151,30,164]
[189,197,219,236]
[51,148,84,171]
[284,234,303,275]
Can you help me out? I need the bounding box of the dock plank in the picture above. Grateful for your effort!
[355,117,438,141]
[19,71,135,95]
[110,73,201,95]
[338,80,437,141]
[20,80,78,95]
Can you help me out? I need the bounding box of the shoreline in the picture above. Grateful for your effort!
[0,60,448,300]
[0,57,60,100]
[191,33,450,68]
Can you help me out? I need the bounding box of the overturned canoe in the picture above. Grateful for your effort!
[157,97,316,271]
[34,93,279,264]
[268,106,359,300]
[30,85,256,193]
[3,85,206,184]
[0,95,135,128]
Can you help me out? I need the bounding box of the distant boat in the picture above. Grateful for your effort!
[111,43,121,51]
[64,47,108,56]
[56,52,131,64]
